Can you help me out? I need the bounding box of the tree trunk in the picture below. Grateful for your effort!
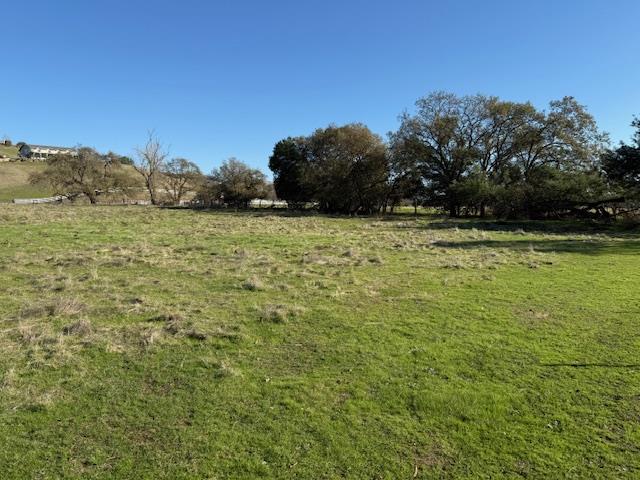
[147,175,158,205]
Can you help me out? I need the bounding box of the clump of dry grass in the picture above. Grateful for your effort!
[20,297,86,319]
[302,252,329,265]
[200,357,240,378]
[52,297,86,316]
[518,308,554,328]
[78,266,99,282]
[214,360,239,378]
[17,324,43,345]
[185,329,208,341]
[62,318,93,336]
[442,259,465,269]
[147,312,208,341]
[258,304,305,323]
[232,247,249,258]
[211,327,242,342]
[149,312,185,335]
[242,276,264,291]
[139,328,162,347]
[14,323,64,364]
[150,312,184,323]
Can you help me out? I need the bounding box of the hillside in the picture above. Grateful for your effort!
[0,162,53,201]
[0,161,144,202]
[0,144,19,160]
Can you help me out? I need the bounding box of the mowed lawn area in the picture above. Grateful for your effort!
[0,206,639,479]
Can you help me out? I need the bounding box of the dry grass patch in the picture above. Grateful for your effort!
[258,304,305,323]
[62,319,93,336]
[147,312,207,341]
[139,327,163,348]
[518,308,555,328]
[242,276,265,291]
[20,297,86,319]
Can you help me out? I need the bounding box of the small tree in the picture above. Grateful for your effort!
[134,132,168,205]
[306,124,389,214]
[268,137,310,209]
[203,158,268,208]
[163,158,203,205]
[30,147,130,204]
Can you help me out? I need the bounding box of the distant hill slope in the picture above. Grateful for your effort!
[0,162,144,202]
[0,162,54,201]
[0,145,20,160]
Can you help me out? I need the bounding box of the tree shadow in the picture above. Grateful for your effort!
[429,238,640,256]
[413,218,640,237]
[540,363,640,369]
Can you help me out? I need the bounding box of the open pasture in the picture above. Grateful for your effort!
[0,205,639,478]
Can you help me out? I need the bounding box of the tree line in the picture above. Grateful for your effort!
[270,92,639,219]
[30,134,274,207]
[31,91,640,219]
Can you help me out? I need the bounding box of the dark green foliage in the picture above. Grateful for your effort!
[198,158,268,208]
[259,97,635,220]
[392,92,610,218]
[269,124,389,214]
[306,124,389,214]
[603,117,640,196]
[117,156,134,166]
[449,171,497,217]
[268,137,309,208]
[386,134,426,212]
[106,151,134,166]
[493,167,610,219]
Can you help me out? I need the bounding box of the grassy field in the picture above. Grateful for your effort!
[0,206,639,478]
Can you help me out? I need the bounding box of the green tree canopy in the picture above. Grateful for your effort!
[200,158,269,208]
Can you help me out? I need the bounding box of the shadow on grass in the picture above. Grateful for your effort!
[430,238,640,256]
[540,363,640,368]
[185,207,640,239]
[412,218,640,237]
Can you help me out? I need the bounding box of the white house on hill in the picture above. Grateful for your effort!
[18,143,76,160]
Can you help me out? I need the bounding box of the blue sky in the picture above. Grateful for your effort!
[2,0,638,173]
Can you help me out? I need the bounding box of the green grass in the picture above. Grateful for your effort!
[0,206,639,478]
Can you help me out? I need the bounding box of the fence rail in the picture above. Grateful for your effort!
[12,195,68,204]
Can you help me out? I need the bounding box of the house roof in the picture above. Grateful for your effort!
[27,144,75,150]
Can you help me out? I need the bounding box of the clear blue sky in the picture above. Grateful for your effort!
[2,0,638,173]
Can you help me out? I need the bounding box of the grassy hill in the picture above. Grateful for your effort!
[0,162,54,201]
[0,161,144,202]
[0,206,639,478]
[0,144,19,159]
